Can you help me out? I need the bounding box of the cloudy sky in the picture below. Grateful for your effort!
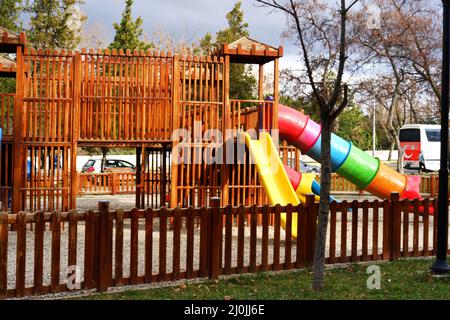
[81,0,300,70]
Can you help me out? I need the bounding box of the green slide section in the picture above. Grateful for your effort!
[336,143,380,190]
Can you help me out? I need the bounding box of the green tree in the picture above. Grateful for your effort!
[0,0,23,32]
[336,106,372,150]
[199,1,257,100]
[109,0,151,51]
[28,0,86,50]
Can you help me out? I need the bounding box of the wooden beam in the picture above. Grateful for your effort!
[12,46,24,213]
[170,55,180,208]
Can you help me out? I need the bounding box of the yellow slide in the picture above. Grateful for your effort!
[243,132,300,238]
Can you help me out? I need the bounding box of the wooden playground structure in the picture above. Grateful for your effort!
[0,27,290,213]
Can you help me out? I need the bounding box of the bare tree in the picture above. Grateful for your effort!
[256,0,358,290]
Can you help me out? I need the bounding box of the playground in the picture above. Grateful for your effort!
[0,26,449,299]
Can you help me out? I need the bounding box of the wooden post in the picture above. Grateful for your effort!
[12,46,24,213]
[170,55,180,208]
[258,64,264,100]
[209,197,221,279]
[305,194,316,266]
[272,58,279,132]
[70,52,82,210]
[97,200,112,291]
[390,193,402,260]
[221,56,230,206]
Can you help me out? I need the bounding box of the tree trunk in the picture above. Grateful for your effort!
[312,117,332,291]
[101,147,108,172]
[388,141,394,161]
[395,137,404,173]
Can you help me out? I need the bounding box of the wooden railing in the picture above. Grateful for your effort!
[0,194,448,299]
[229,99,274,134]
[76,171,446,198]
[77,172,137,195]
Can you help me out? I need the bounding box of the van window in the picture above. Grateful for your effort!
[425,129,440,142]
[399,128,420,142]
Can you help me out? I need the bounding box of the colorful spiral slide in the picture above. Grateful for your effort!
[277,104,422,201]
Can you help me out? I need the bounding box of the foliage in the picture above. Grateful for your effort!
[109,0,152,51]
[199,1,257,100]
[0,0,23,32]
[27,0,86,50]
[0,78,15,94]
[336,105,372,151]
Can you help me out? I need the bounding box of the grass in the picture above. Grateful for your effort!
[76,258,450,300]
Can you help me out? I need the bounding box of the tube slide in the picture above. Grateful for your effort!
[278,104,422,202]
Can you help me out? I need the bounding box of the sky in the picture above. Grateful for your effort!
[80,0,300,70]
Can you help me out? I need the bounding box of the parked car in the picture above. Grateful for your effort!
[81,158,136,173]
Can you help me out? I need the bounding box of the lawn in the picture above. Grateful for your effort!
[77,258,450,300]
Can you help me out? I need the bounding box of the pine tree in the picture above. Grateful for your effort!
[109,0,151,51]
[0,0,23,32]
[28,0,86,50]
[200,1,257,100]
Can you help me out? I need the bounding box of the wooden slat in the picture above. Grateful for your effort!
[67,210,78,285]
[172,207,181,281]
[249,205,257,272]
[15,212,26,297]
[51,211,61,293]
[83,210,95,289]
[115,209,124,286]
[412,199,419,257]
[186,207,194,278]
[130,208,139,284]
[351,200,359,261]
[159,207,167,281]
[33,211,45,294]
[273,205,281,270]
[362,200,369,261]
[144,208,153,283]
[224,205,233,274]
[340,201,348,263]
[329,202,337,264]
[261,205,269,271]
[372,200,379,260]
[402,199,410,257]
[422,198,430,256]
[284,204,293,269]
[237,205,245,273]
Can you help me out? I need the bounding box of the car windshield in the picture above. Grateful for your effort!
[84,160,95,167]
[425,129,440,142]
[118,161,133,167]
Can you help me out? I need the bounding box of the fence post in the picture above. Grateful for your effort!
[97,200,112,292]
[305,194,316,267]
[209,197,221,279]
[390,193,402,260]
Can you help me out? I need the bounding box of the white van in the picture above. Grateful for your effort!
[399,124,441,171]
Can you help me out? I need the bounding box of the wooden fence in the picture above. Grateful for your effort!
[76,171,444,197]
[0,193,448,299]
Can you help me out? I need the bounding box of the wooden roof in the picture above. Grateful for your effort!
[0,55,16,77]
[0,27,27,53]
[220,37,283,64]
